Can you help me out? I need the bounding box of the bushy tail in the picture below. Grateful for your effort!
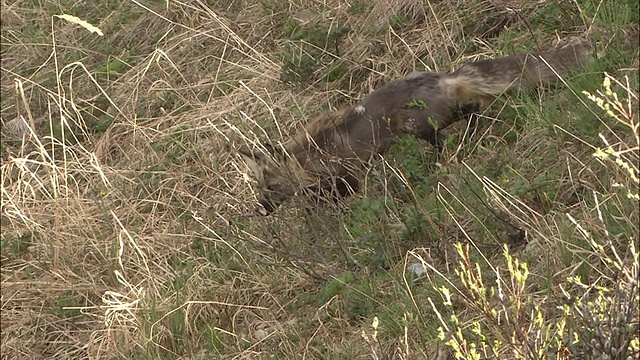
[446,39,590,103]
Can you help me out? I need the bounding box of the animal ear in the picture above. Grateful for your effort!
[238,142,286,168]
[238,146,268,178]
[238,147,266,161]
[238,142,282,159]
[264,142,293,163]
[264,142,289,158]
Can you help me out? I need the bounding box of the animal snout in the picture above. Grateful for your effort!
[256,197,278,216]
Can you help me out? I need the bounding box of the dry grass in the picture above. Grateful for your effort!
[1,0,638,359]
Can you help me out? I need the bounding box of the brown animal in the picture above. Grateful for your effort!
[240,41,589,215]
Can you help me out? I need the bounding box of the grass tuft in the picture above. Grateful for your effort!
[1,0,638,358]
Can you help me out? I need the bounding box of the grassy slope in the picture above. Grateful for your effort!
[1,0,638,359]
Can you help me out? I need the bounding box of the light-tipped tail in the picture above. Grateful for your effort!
[444,39,590,103]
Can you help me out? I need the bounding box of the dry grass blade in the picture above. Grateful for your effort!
[1,0,638,358]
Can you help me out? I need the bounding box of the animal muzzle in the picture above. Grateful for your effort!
[255,197,278,216]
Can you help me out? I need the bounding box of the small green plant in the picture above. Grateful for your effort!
[348,1,370,15]
[323,60,349,82]
[426,117,439,132]
[389,10,411,30]
[344,282,375,320]
[387,134,438,197]
[405,99,427,110]
[320,271,355,303]
[529,1,581,31]
[1,231,35,255]
[280,20,351,85]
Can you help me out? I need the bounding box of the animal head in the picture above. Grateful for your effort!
[239,144,306,215]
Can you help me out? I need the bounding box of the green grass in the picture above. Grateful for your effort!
[1,0,638,359]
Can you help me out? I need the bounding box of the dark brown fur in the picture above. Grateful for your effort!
[241,41,589,215]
